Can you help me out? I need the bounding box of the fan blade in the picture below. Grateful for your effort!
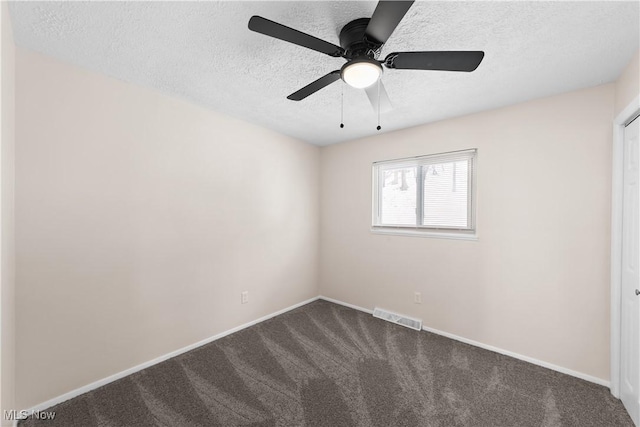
[249,16,344,57]
[365,1,414,44]
[365,81,393,113]
[287,71,341,101]
[385,51,485,72]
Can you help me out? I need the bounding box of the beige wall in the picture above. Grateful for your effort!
[320,84,615,381]
[15,49,319,408]
[1,4,15,425]
[614,49,639,117]
[11,35,637,411]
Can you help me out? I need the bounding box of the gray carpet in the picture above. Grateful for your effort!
[20,300,633,426]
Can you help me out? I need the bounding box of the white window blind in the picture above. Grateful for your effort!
[372,149,476,236]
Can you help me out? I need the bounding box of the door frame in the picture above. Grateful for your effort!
[611,93,640,398]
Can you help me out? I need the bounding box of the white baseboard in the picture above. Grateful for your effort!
[420,325,610,387]
[318,295,610,388]
[20,293,610,420]
[21,296,320,415]
[319,295,374,315]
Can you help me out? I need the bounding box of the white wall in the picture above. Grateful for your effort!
[15,49,319,409]
[320,84,615,382]
[0,4,15,425]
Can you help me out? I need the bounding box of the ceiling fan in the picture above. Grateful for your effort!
[248,1,484,112]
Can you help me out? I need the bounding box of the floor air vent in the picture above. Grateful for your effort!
[372,307,422,331]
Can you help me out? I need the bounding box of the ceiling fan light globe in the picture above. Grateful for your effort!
[341,60,382,89]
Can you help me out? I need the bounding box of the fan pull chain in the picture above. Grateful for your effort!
[376,79,381,131]
[340,82,344,129]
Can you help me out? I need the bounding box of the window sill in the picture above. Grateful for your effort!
[370,227,478,241]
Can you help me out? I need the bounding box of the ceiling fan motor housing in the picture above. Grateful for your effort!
[339,18,383,59]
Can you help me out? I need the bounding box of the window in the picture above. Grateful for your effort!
[372,149,477,238]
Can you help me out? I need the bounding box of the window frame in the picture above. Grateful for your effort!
[371,149,477,240]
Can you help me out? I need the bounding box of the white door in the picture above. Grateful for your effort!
[621,114,640,426]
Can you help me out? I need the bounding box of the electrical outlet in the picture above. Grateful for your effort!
[241,291,249,304]
[414,292,422,304]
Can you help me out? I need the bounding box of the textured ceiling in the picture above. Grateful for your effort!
[9,1,640,146]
